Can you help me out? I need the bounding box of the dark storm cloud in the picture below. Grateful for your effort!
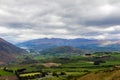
[83,16,120,27]
[0,0,120,42]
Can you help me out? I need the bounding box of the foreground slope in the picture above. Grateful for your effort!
[77,68,120,80]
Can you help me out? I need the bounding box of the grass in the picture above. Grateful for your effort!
[76,68,120,80]
[7,64,37,71]
[0,69,14,76]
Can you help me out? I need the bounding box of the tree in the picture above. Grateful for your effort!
[60,72,66,75]
[52,72,58,77]
[94,61,100,65]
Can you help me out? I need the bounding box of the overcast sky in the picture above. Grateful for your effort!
[0,0,120,43]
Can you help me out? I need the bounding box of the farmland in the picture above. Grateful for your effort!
[0,52,120,80]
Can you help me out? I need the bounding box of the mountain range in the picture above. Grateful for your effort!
[17,38,120,52]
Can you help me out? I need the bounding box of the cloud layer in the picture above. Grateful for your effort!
[0,0,120,43]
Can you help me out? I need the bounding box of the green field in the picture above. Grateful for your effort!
[0,69,14,76]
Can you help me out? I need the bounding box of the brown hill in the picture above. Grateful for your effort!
[76,68,120,80]
[0,38,26,64]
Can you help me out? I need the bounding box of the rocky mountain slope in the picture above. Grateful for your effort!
[0,38,26,64]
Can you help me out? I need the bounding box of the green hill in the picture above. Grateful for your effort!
[40,46,88,55]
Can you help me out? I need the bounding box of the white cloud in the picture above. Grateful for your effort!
[0,26,18,34]
[54,29,69,34]
[99,4,116,15]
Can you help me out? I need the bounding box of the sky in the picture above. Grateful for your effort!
[0,0,120,43]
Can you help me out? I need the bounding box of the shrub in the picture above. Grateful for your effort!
[52,72,59,77]
[60,72,66,75]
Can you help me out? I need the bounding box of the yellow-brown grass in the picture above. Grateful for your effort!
[42,63,61,68]
[76,68,120,80]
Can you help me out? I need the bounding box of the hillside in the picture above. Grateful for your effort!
[17,38,120,52]
[77,67,120,80]
[40,46,87,55]
[0,38,26,64]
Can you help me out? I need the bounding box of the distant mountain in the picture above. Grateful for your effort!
[0,38,26,64]
[40,46,87,55]
[17,38,99,50]
[17,38,120,52]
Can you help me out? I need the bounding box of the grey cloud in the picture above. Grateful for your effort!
[84,17,120,27]
[0,0,120,42]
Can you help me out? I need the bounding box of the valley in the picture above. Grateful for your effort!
[0,38,120,80]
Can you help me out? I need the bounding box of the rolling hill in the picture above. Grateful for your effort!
[40,46,87,55]
[0,38,27,64]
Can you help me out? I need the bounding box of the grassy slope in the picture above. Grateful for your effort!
[76,68,120,80]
